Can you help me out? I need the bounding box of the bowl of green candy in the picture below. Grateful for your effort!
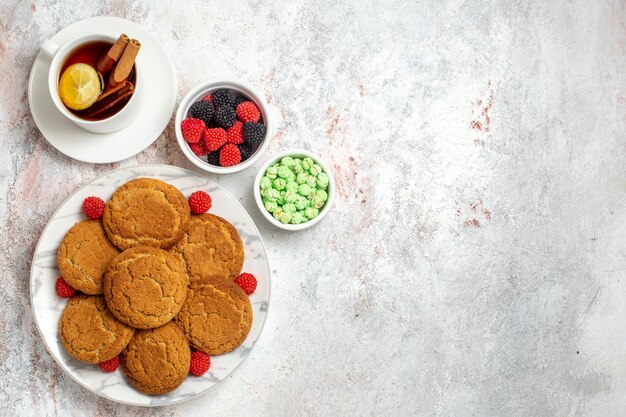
[254,149,335,230]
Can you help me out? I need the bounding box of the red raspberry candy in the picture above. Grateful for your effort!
[235,272,257,295]
[82,196,105,220]
[226,121,245,145]
[236,101,261,123]
[203,128,228,152]
[181,118,205,143]
[189,140,208,156]
[188,191,212,214]
[55,277,76,298]
[219,144,241,167]
[189,351,211,376]
[98,356,120,373]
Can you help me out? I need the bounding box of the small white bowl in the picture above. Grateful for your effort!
[254,149,335,231]
[175,80,273,174]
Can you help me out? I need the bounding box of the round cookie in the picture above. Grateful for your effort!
[102,178,191,250]
[121,322,191,395]
[170,214,244,284]
[59,294,134,363]
[214,215,244,276]
[103,246,188,329]
[175,280,252,355]
[57,220,121,294]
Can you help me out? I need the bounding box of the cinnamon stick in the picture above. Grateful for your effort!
[96,80,132,102]
[97,34,129,75]
[109,38,140,88]
[84,82,134,117]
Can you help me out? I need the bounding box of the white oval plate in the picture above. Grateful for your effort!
[30,165,270,406]
[28,17,177,163]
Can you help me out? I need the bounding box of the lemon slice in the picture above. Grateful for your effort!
[58,63,101,110]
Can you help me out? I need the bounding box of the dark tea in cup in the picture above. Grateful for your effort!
[58,34,139,121]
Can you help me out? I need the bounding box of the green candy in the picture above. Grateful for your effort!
[294,196,308,210]
[277,165,291,179]
[311,196,325,209]
[286,181,298,192]
[296,172,309,185]
[316,172,329,188]
[278,211,292,224]
[304,207,319,219]
[260,154,331,224]
[264,200,278,213]
[266,188,280,201]
[309,164,322,176]
[298,184,312,196]
[266,165,278,180]
[260,176,272,190]
[273,178,286,191]
[283,203,296,214]
[276,190,286,205]
[316,189,328,201]
[281,156,295,167]
[291,211,305,224]
[273,207,284,220]
[284,190,297,202]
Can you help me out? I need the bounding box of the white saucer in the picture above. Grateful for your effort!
[28,17,177,164]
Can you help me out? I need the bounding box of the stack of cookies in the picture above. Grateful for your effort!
[56,178,253,395]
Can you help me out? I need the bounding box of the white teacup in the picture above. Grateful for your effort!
[40,33,141,134]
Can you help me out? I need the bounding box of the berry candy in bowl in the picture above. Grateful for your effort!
[175,80,273,174]
[253,149,335,231]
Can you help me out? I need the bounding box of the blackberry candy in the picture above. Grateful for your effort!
[207,151,220,166]
[214,105,236,128]
[189,101,214,125]
[243,122,266,144]
[237,143,253,161]
[233,95,248,108]
[212,89,235,107]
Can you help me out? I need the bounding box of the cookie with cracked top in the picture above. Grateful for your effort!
[102,178,191,250]
[57,220,120,294]
[122,322,190,395]
[103,246,188,329]
[175,280,252,355]
[59,294,134,363]
[169,213,244,284]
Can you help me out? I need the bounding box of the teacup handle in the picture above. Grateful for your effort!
[40,39,59,58]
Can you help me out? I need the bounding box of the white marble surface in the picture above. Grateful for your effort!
[0,1,625,416]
